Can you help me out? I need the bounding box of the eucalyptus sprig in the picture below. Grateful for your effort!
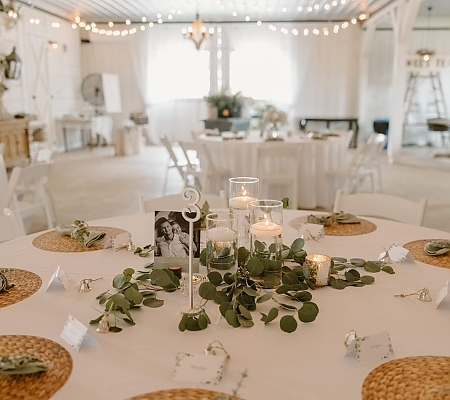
[0,269,14,292]
[89,267,179,332]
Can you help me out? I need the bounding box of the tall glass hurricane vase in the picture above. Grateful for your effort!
[228,177,259,253]
[249,200,283,288]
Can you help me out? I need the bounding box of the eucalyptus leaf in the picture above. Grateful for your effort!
[292,291,313,302]
[256,292,273,303]
[243,286,258,297]
[199,282,217,300]
[298,303,319,322]
[110,293,130,310]
[214,290,228,304]
[382,265,395,274]
[344,271,356,282]
[330,279,346,290]
[198,314,209,330]
[332,257,347,263]
[280,315,298,333]
[112,274,127,290]
[109,326,122,333]
[225,309,241,328]
[207,271,223,286]
[290,238,305,253]
[150,269,172,287]
[282,271,299,285]
[238,305,253,320]
[364,261,381,273]
[237,315,254,327]
[263,274,281,289]
[124,286,143,305]
[350,258,366,267]
[360,275,375,285]
[279,302,297,311]
[143,297,164,308]
[247,258,264,276]
[89,314,104,325]
[265,307,279,324]
[136,273,151,281]
[219,302,233,317]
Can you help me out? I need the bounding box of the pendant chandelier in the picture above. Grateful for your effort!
[416,6,434,62]
[182,14,214,50]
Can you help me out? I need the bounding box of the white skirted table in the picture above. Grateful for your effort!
[0,210,449,400]
[199,130,350,209]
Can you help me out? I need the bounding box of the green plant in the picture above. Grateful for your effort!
[204,91,244,115]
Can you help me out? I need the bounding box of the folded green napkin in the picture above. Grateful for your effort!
[424,240,450,256]
[0,354,48,375]
[55,220,106,247]
[306,212,360,226]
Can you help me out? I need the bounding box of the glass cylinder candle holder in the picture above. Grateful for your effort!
[229,177,259,252]
[304,254,332,287]
[249,200,283,288]
[205,212,238,277]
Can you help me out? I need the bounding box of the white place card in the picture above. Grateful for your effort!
[60,315,99,352]
[46,265,70,291]
[345,330,394,365]
[298,223,324,241]
[379,244,414,263]
[174,352,227,385]
[104,232,131,250]
[435,281,449,309]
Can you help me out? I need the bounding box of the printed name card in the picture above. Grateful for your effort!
[345,330,394,365]
[436,281,450,309]
[104,232,131,250]
[379,244,414,263]
[298,223,324,241]
[60,315,99,352]
[173,352,228,385]
[46,265,70,291]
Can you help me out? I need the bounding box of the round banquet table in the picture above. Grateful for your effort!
[199,130,350,209]
[1,210,450,400]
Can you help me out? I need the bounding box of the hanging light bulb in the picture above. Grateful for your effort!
[416,6,434,61]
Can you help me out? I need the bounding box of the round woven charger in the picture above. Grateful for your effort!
[128,388,243,400]
[0,335,73,400]
[403,240,450,270]
[362,356,450,400]
[288,216,376,236]
[324,219,377,236]
[0,269,42,309]
[32,226,128,253]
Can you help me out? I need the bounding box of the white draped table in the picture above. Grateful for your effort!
[199,131,350,209]
[1,210,450,400]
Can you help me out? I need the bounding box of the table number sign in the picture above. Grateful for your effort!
[345,330,394,365]
[173,352,228,385]
[46,265,70,291]
[435,281,450,309]
[61,315,99,352]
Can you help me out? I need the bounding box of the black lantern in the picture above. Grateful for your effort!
[5,46,22,80]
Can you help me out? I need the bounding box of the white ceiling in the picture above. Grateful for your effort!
[16,0,450,25]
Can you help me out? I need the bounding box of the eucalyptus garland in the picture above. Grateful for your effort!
[0,269,14,293]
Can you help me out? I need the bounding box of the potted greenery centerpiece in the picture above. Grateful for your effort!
[204,90,244,118]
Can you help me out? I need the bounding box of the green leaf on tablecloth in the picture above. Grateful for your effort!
[219,302,233,317]
[239,305,253,320]
[247,258,264,276]
[150,269,172,287]
[109,326,122,333]
[198,314,209,330]
[364,261,381,273]
[238,315,254,327]
[330,278,346,290]
[292,291,312,302]
[298,303,319,323]
[225,310,241,328]
[280,315,298,333]
[89,314,104,325]
[257,292,273,303]
[382,265,395,274]
[263,307,279,324]
[143,297,164,308]
[199,281,217,300]
[214,290,228,304]
[282,271,299,285]
[208,271,223,286]
[350,258,366,267]
[360,275,375,285]
[243,286,258,297]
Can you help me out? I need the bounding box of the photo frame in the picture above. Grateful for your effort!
[153,210,201,272]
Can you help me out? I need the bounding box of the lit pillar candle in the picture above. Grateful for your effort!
[229,194,257,210]
[249,221,283,237]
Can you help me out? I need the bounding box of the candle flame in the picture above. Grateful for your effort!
[241,185,247,196]
[264,213,269,227]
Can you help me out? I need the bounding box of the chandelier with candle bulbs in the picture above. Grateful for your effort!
[182,14,214,50]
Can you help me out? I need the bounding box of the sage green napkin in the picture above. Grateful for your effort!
[306,212,360,226]
[55,220,106,247]
[0,354,48,375]
[424,240,450,256]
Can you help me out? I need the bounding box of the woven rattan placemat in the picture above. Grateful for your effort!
[362,356,450,400]
[289,216,377,236]
[0,335,73,400]
[32,226,128,253]
[403,240,450,269]
[0,269,42,309]
[128,388,243,400]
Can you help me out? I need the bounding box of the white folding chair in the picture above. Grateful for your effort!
[0,207,26,243]
[328,133,387,194]
[256,142,301,209]
[139,191,227,214]
[179,141,230,194]
[332,189,427,226]
[160,135,196,195]
[2,163,58,233]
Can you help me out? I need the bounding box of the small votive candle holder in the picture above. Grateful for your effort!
[205,212,238,276]
[304,254,332,287]
[229,177,259,251]
[249,200,283,287]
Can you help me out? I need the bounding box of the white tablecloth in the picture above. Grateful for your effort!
[200,131,350,209]
[1,210,450,400]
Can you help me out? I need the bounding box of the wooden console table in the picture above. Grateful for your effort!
[299,117,359,148]
[0,118,30,167]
